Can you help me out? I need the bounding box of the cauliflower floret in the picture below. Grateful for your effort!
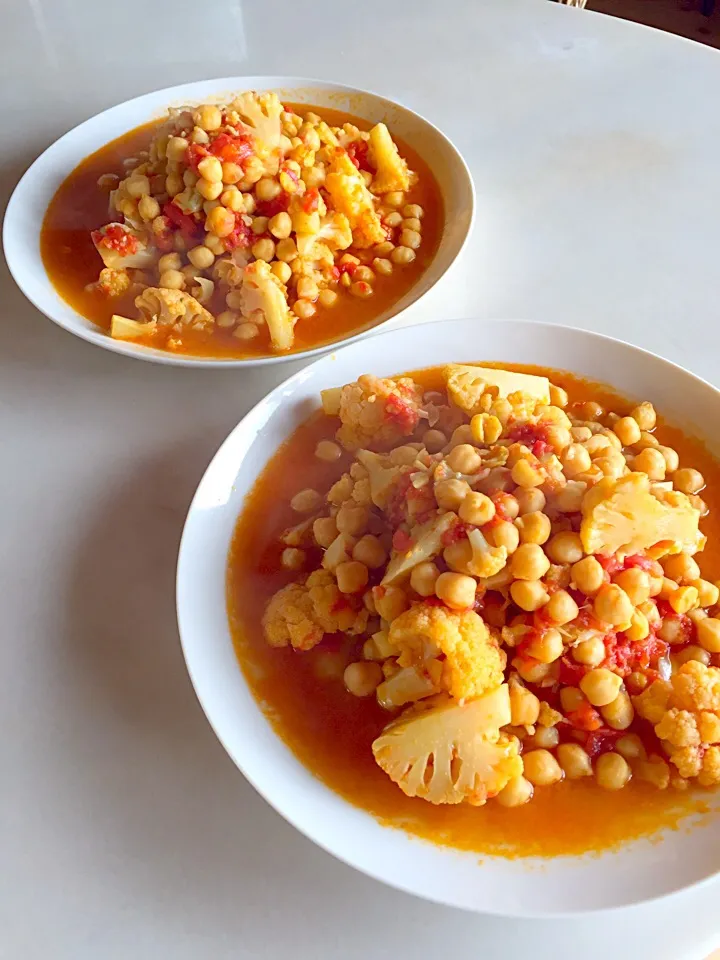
[110,314,157,340]
[382,512,456,584]
[354,450,403,508]
[698,746,720,786]
[667,744,703,779]
[324,148,386,247]
[91,222,156,270]
[655,708,701,747]
[98,267,131,297]
[262,569,368,650]
[671,659,720,713]
[295,212,353,257]
[232,91,283,165]
[239,260,295,351]
[335,374,423,451]
[388,603,506,701]
[136,287,214,331]
[445,365,550,416]
[699,712,720,744]
[368,122,413,194]
[580,472,701,558]
[372,689,522,805]
[634,678,672,724]
[466,527,508,579]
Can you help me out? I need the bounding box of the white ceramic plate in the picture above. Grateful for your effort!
[3,76,474,367]
[176,318,720,915]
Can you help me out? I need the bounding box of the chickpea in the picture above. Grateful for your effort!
[595,752,631,790]
[634,447,666,480]
[446,444,482,474]
[515,487,546,515]
[216,310,238,329]
[514,657,552,684]
[515,511,551,545]
[410,561,440,597]
[694,579,719,607]
[658,616,690,645]
[615,734,646,760]
[351,535,385,570]
[193,104,222,131]
[373,257,393,277]
[268,211,292,240]
[450,425,474,448]
[544,589,579,625]
[291,488,322,513]
[204,233,226,255]
[336,503,370,537]
[546,531,583,565]
[662,552,701,583]
[509,683,540,726]
[221,160,243,184]
[435,571,477,610]
[250,237,275,262]
[353,266,375,284]
[391,246,416,265]
[166,135,189,163]
[613,416,641,447]
[294,299,316,320]
[399,228,421,250]
[526,627,564,663]
[197,155,223,184]
[697,617,720,653]
[314,440,340,463]
[313,517,339,548]
[336,560,369,594]
[562,443,592,478]
[255,177,282,202]
[523,749,563,787]
[613,567,651,606]
[197,177,223,201]
[422,429,447,454]
[459,492,495,526]
[510,543,550,580]
[402,203,424,219]
[496,776,534,808]
[673,467,704,495]
[344,661,383,697]
[669,585,699,615]
[579,668,623,707]
[206,205,235,237]
[511,459,544,488]
[268,261,291,284]
[593,583,633,626]
[560,686,586,713]
[553,481,587,513]
[138,194,160,221]
[572,636,606,667]
[385,191,405,207]
[434,478,471,511]
[630,401,656,431]
[281,547,305,571]
[634,431,659,451]
[510,579,550,613]
[159,268,185,290]
[689,494,708,516]
[350,280,373,298]
[384,211,403,228]
[187,245,215,270]
[601,690,634,730]
[557,743,592,779]
[490,520,520,555]
[443,539,473,574]
[625,610,650,642]
[158,252,182,273]
[529,724,560,749]
[673,645,710,666]
[318,288,338,308]
[374,585,408,622]
[657,445,680,473]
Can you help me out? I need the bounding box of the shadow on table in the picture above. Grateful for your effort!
[60,436,514,953]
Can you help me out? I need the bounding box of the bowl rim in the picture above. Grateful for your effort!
[176,317,720,915]
[3,74,475,368]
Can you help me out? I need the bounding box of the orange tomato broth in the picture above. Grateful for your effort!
[40,105,443,359]
[227,364,718,858]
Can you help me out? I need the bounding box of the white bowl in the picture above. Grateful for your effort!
[176,318,720,915]
[3,76,474,367]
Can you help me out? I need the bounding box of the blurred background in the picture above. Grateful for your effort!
[566,0,720,48]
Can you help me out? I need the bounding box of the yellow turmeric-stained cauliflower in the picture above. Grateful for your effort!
[580,472,701,558]
[239,260,295,351]
[444,364,550,416]
[136,287,214,331]
[98,267,131,297]
[334,374,424,451]
[634,661,720,785]
[368,122,413,194]
[372,687,522,805]
[324,148,386,248]
[231,91,284,168]
[262,569,368,650]
[388,603,506,701]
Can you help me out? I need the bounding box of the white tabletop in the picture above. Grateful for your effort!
[3,0,720,956]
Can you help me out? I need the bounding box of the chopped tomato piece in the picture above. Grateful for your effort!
[440,519,468,547]
[254,194,290,219]
[392,529,414,552]
[490,490,516,522]
[185,143,210,172]
[346,139,371,171]
[508,423,552,458]
[559,657,586,686]
[301,187,321,213]
[566,702,603,731]
[162,201,202,243]
[584,728,623,758]
[384,393,420,433]
[209,132,254,166]
[223,215,253,250]
[91,224,139,256]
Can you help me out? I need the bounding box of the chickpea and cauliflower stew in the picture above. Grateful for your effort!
[229,363,720,856]
[41,93,441,358]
